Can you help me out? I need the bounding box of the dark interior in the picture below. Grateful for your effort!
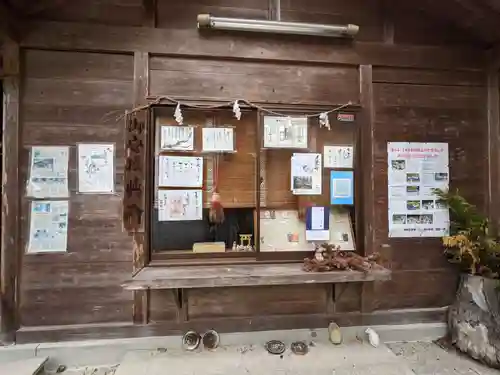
[152,207,255,251]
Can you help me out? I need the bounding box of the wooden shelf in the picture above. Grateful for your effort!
[122,262,391,291]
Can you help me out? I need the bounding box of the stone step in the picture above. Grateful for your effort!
[0,356,48,375]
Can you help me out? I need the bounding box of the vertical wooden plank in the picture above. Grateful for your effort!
[143,0,157,28]
[268,0,280,21]
[359,65,375,255]
[382,0,395,44]
[359,65,376,313]
[487,67,500,235]
[0,39,19,343]
[131,51,150,324]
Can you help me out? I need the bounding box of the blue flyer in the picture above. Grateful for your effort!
[330,171,354,205]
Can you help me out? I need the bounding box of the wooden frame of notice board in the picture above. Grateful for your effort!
[142,104,362,266]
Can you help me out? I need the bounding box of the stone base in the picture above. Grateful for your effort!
[448,274,500,368]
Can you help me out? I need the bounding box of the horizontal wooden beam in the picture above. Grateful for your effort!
[21,21,487,70]
[122,262,391,290]
[15,307,447,343]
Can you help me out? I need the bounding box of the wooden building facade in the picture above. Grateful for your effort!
[1,0,500,343]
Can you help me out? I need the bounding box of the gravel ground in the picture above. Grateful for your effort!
[387,341,499,375]
[42,365,118,375]
[41,342,500,375]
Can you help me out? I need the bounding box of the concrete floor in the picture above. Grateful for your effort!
[41,342,498,375]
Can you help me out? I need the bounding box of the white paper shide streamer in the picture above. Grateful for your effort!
[174,103,183,125]
[232,100,242,120]
[319,112,330,130]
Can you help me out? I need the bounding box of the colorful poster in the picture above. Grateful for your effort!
[324,145,354,169]
[387,142,450,238]
[157,190,203,221]
[27,146,69,198]
[160,126,194,151]
[330,170,354,205]
[158,155,203,187]
[202,127,235,152]
[27,200,68,253]
[263,116,308,149]
[77,143,114,193]
[290,153,322,195]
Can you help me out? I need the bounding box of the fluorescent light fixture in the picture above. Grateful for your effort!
[197,14,359,38]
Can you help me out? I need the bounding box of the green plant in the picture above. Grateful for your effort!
[433,188,500,279]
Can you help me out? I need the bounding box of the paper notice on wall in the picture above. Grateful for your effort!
[157,189,203,221]
[77,143,114,193]
[160,126,194,151]
[158,155,203,187]
[387,142,450,238]
[263,116,308,149]
[290,153,322,195]
[27,146,69,198]
[27,200,69,253]
[324,145,354,169]
[202,127,235,152]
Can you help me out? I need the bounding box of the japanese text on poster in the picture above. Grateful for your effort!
[157,189,203,221]
[324,145,354,169]
[160,126,194,151]
[78,143,115,193]
[387,142,450,238]
[202,127,235,152]
[290,153,322,195]
[158,155,203,187]
[263,116,308,149]
[27,146,69,198]
[27,200,68,253]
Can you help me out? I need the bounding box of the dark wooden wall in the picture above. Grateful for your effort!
[20,50,134,326]
[371,68,486,310]
[1,0,490,340]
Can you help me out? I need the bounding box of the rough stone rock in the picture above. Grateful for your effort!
[448,274,500,368]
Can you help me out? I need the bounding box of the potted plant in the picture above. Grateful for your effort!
[434,188,500,368]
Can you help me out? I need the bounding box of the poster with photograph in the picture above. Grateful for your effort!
[263,116,308,149]
[324,146,354,169]
[27,200,69,253]
[160,126,194,151]
[78,143,114,193]
[158,155,203,187]
[27,146,69,198]
[157,190,203,221]
[290,153,322,195]
[387,142,450,238]
[202,127,235,152]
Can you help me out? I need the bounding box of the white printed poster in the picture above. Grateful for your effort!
[202,127,235,152]
[387,142,450,238]
[324,145,354,169]
[291,153,322,195]
[158,190,203,221]
[158,155,203,187]
[160,126,194,151]
[27,146,69,198]
[78,143,114,193]
[263,116,308,149]
[27,200,69,253]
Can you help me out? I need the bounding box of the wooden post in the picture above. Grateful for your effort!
[132,51,150,325]
[0,38,20,343]
[487,67,500,235]
[359,65,376,313]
